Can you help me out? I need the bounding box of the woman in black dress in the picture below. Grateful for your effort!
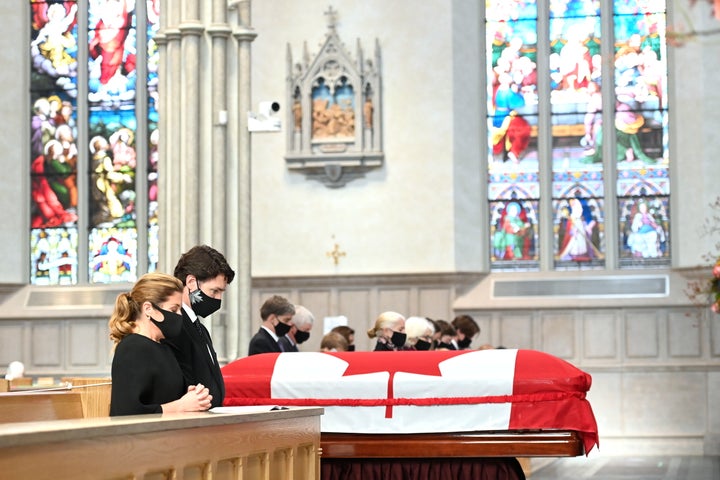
[109,272,212,416]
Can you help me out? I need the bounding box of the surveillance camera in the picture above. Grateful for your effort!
[249,101,282,132]
[258,101,280,117]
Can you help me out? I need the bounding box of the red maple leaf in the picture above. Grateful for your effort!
[336,350,468,418]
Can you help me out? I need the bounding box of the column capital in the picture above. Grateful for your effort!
[233,26,258,43]
[179,21,205,37]
[207,24,233,38]
[162,28,182,41]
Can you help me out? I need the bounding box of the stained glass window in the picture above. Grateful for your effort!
[487,0,540,269]
[29,0,159,285]
[486,0,670,271]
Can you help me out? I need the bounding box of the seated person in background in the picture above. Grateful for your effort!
[331,325,356,351]
[278,305,315,352]
[404,316,436,351]
[320,331,349,352]
[109,273,212,416]
[248,295,295,356]
[367,311,406,351]
[452,314,481,350]
[434,319,458,350]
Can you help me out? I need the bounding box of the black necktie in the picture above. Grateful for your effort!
[194,320,205,340]
[194,320,215,364]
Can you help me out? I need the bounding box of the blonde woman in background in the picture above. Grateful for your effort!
[367,311,406,351]
[109,272,212,416]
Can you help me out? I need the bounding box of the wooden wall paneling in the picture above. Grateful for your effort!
[417,287,452,320]
[539,311,575,360]
[625,310,660,359]
[668,310,702,358]
[30,321,63,370]
[0,322,24,366]
[582,311,619,361]
[498,313,534,350]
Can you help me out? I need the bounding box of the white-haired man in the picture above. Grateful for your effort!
[278,305,315,352]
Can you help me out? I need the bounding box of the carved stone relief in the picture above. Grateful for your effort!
[285,7,383,188]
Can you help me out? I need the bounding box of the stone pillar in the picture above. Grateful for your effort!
[229,0,256,359]
[156,4,182,273]
[179,0,203,249]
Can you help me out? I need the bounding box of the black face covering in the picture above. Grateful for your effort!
[390,331,407,348]
[294,330,310,344]
[457,337,473,349]
[189,284,221,318]
[275,321,292,337]
[436,342,456,350]
[150,304,184,340]
[414,339,432,351]
[347,344,356,352]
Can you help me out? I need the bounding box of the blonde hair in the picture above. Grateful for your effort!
[367,311,405,339]
[108,273,184,345]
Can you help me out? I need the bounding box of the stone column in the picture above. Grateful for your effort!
[179,0,203,249]
[156,4,182,272]
[228,0,257,359]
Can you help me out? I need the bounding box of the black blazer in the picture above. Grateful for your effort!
[248,327,282,356]
[278,335,299,352]
[165,310,225,408]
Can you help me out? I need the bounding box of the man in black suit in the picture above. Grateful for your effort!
[278,305,315,352]
[167,245,235,408]
[248,295,295,355]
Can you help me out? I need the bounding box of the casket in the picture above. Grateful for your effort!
[221,349,598,458]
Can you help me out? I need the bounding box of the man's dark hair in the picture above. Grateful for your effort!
[260,295,295,320]
[451,314,480,338]
[173,245,235,285]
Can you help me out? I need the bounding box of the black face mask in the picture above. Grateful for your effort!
[347,344,356,352]
[457,337,473,349]
[189,284,221,318]
[275,321,292,337]
[391,331,407,348]
[415,339,432,351]
[150,304,184,340]
[436,342,456,350]
[294,330,310,344]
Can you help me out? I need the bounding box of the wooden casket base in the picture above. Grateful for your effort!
[320,430,583,480]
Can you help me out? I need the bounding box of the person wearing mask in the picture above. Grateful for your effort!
[109,272,213,416]
[434,319,458,350]
[367,311,406,351]
[404,316,435,351]
[451,314,481,350]
[167,245,235,408]
[331,325,356,351]
[278,305,315,352]
[248,295,295,355]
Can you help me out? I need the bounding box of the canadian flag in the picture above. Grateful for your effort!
[222,349,599,454]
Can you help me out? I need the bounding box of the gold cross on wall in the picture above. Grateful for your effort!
[326,243,346,265]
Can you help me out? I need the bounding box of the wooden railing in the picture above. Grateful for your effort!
[0,407,322,480]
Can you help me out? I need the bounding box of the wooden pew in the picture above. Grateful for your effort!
[61,377,112,418]
[0,407,323,480]
[0,391,84,423]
